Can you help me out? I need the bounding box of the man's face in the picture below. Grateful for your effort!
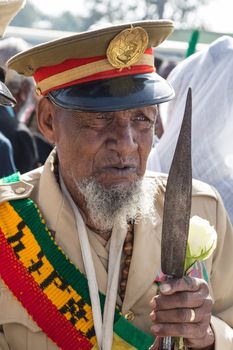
[40,100,157,190]
[56,105,156,186]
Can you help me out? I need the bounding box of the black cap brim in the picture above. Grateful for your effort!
[48,72,174,112]
[0,81,16,106]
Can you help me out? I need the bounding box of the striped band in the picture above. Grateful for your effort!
[0,201,95,348]
[34,48,155,95]
[0,226,92,350]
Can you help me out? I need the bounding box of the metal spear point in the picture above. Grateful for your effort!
[158,88,192,350]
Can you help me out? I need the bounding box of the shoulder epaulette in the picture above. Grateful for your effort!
[0,172,33,204]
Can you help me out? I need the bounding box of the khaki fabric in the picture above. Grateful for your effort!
[0,0,25,37]
[0,152,233,349]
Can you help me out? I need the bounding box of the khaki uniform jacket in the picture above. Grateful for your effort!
[0,153,233,350]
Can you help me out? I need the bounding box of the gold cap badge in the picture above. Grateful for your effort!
[107,26,149,69]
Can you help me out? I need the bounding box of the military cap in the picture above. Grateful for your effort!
[8,20,175,111]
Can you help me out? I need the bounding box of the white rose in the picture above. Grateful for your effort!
[185,216,217,270]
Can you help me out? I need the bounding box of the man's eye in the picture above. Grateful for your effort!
[134,114,154,124]
[134,114,148,121]
[96,114,104,119]
[96,113,111,120]
[132,114,154,129]
[90,113,113,128]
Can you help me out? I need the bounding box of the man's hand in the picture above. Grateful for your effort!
[149,276,215,349]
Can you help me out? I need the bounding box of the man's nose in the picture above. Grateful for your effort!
[106,123,138,156]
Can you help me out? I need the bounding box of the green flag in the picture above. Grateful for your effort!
[186,30,200,57]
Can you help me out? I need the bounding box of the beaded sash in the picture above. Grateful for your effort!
[0,174,154,350]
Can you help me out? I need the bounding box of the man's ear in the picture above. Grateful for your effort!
[37,97,56,145]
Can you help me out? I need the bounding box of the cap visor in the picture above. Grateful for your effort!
[48,72,174,112]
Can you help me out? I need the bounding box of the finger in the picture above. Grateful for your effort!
[150,303,212,324]
[153,292,213,310]
[150,321,209,339]
[185,325,215,349]
[159,276,209,295]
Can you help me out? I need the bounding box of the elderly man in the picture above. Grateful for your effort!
[0,20,232,350]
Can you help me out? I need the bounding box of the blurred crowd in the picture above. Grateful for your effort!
[148,36,233,225]
[0,36,53,178]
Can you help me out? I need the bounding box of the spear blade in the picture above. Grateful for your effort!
[161,87,192,278]
[158,88,192,350]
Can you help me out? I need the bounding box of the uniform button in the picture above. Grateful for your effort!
[124,310,134,321]
[15,187,26,194]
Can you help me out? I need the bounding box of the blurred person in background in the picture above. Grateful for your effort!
[0,0,26,177]
[0,132,16,176]
[147,36,233,224]
[152,56,177,144]
[158,60,177,80]
[0,37,53,167]
[0,36,40,172]
[0,37,33,122]
[0,67,16,177]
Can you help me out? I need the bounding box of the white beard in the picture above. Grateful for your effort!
[73,176,159,232]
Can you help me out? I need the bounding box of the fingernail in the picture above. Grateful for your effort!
[150,298,156,307]
[160,283,171,293]
[149,311,156,321]
[151,324,160,333]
